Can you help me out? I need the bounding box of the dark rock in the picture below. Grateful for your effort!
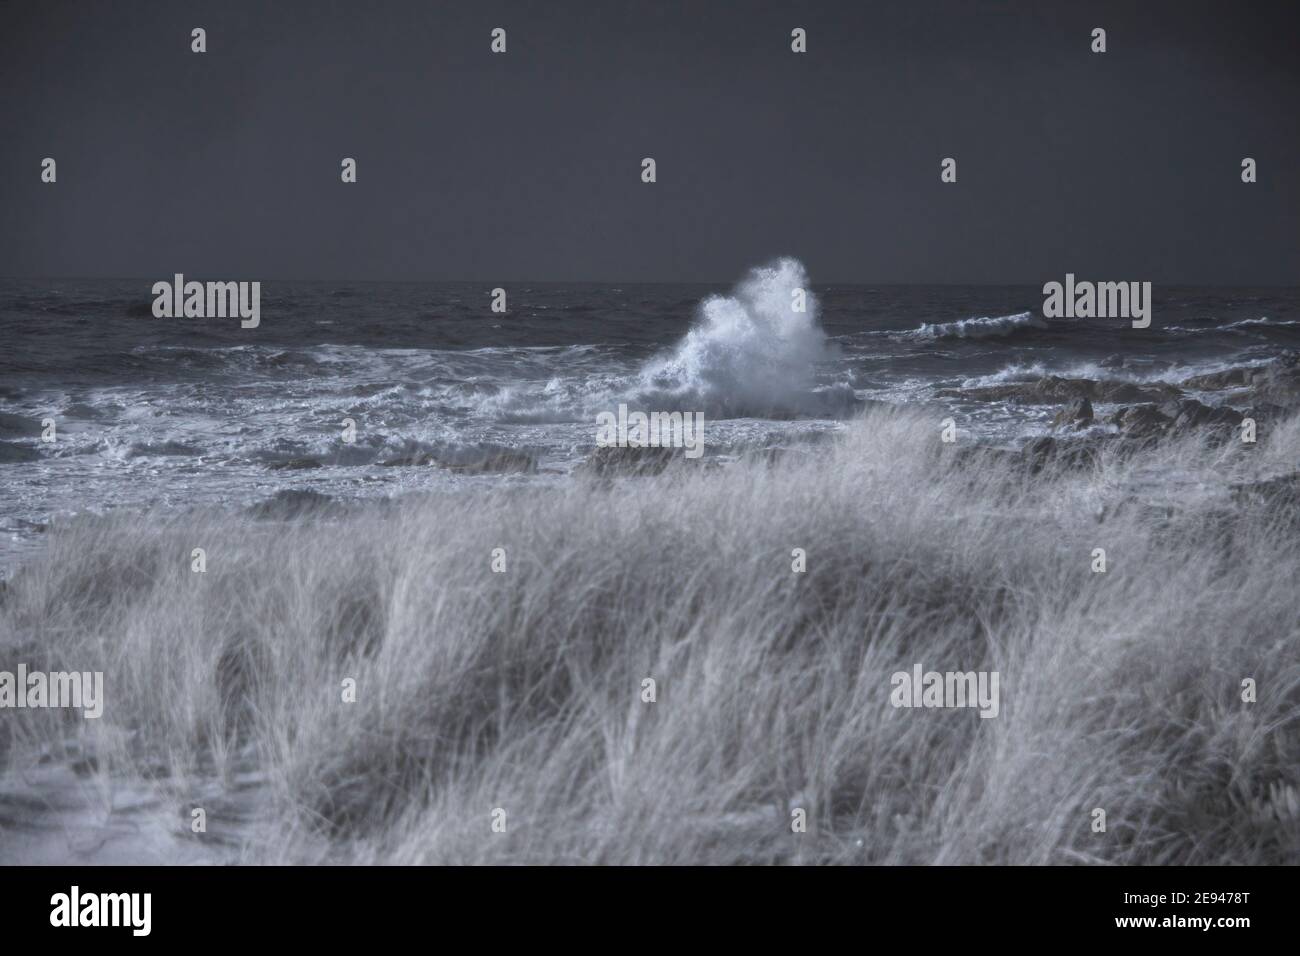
[1051,397,1094,430]
[1021,435,1108,473]
[744,446,817,467]
[1162,399,1243,431]
[70,755,100,777]
[379,448,537,473]
[248,489,339,519]
[127,441,203,458]
[378,451,439,467]
[1097,381,1183,404]
[1182,354,1300,407]
[946,375,1180,406]
[267,457,323,471]
[443,450,537,475]
[1134,358,1175,373]
[1180,367,1261,391]
[0,413,42,437]
[1108,405,1172,439]
[0,441,41,463]
[947,445,1022,472]
[949,434,1118,475]
[580,445,687,476]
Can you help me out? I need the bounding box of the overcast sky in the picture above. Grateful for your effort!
[1,0,1296,283]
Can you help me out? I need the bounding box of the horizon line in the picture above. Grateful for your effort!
[4,275,1299,289]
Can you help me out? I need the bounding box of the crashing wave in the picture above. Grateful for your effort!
[635,258,843,417]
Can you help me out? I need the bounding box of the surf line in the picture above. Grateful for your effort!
[1042,274,1151,329]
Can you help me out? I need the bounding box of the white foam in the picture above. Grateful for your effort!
[1163,316,1298,334]
[636,258,835,416]
[902,311,1048,341]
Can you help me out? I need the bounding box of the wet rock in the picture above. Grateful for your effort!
[580,445,689,476]
[379,448,537,473]
[946,375,1180,406]
[949,434,1119,475]
[0,413,42,437]
[1108,404,1172,439]
[1180,366,1264,391]
[744,446,817,467]
[1182,354,1300,407]
[378,451,439,467]
[443,450,537,475]
[267,457,323,471]
[1021,435,1108,473]
[1095,380,1182,404]
[128,441,204,458]
[947,444,1023,474]
[0,441,41,463]
[1161,399,1243,432]
[248,489,339,519]
[1051,397,1093,430]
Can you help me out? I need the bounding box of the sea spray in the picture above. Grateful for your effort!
[637,258,838,417]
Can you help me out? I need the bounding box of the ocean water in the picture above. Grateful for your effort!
[2,262,1298,574]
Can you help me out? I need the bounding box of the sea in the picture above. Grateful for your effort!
[2,260,1298,575]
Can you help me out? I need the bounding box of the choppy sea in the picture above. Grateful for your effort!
[3,259,1298,573]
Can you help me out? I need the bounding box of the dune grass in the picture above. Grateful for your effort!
[2,406,1299,864]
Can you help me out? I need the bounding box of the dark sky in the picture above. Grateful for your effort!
[1,0,1296,284]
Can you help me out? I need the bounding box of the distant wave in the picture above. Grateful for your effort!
[959,355,1265,391]
[901,311,1049,342]
[1163,316,1300,334]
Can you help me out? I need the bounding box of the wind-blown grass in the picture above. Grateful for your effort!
[2,406,1298,863]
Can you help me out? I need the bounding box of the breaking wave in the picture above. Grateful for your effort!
[1164,316,1300,334]
[635,258,848,417]
[902,311,1048,341]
